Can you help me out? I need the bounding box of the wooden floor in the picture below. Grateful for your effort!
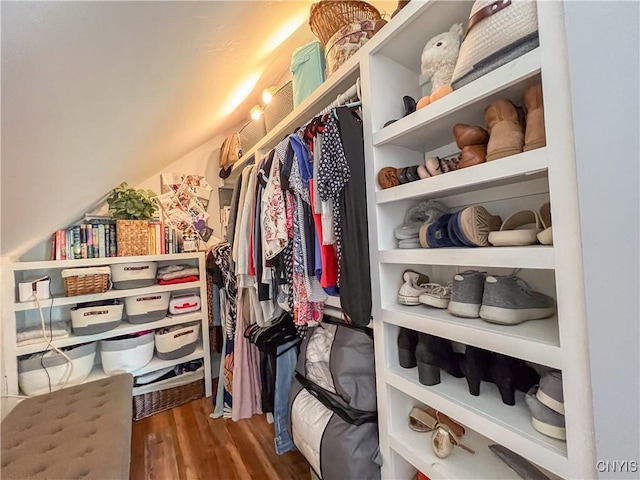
[130,397,311,480]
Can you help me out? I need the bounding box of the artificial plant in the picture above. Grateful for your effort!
[106,182,158,220]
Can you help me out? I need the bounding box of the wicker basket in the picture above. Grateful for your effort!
[63,269,110,296]
[264,81,294,133]
[116,219,150,257]
[309,0,382,47]
[239,116,267,152]
[133,378,204,421]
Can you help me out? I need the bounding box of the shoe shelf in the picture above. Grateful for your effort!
[384,366,569,478]
[378,246,554,270]
[372,49,542,151]
[15,311,203,355]
[376,149,548,205]
[382,304,562,369]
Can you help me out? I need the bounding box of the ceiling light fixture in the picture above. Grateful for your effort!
[250,105,264,121]
[262,86,278,105]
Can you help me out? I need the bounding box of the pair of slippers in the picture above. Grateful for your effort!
[488,202,553,246]
[419,205,502,248]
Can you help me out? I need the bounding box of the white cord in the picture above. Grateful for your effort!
[34,295,74,392]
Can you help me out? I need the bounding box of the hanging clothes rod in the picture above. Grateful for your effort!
[318,77,361,117]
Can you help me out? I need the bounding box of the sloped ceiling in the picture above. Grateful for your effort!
[1,0,319,258]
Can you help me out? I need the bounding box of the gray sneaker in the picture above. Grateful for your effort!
[479,275,555,325]
[525,386,566,441]
[537,371,564,414]
[447,271,485,318]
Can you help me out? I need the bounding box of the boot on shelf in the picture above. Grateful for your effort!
[460,345,492,397]
[398,327,418,368]
[523,83,546,152]
[484,99,524,161]
[415,333,464,386]
[453,124,490,169]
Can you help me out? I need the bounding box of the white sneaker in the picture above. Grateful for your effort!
[419,283,453,309]
[398,271,430,306]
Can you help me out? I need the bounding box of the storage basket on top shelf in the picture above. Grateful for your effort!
[61,266,111,296]
[264,81,294,133]
[239,116,267,153]
[309,0,382,47]
[116,219,150,257]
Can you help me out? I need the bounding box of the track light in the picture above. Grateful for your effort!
[250,105,264,121]
[262,86,278,105]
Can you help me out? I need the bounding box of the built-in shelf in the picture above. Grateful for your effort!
[14,281,200,311]
[16,312,203,355]
[378,246,554,270]
[132,368,204,396]
[382,304,561,369]
[376,149,548,205]
[385,366,568,478]
[7,252,202,271]
[372,49,541,151]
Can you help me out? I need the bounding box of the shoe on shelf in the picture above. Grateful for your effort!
[398,270,431,305]
[485,99,525,161]
[537,202,553,245]
[419,282,453,309]
[378,166,400,189]
[451,205,502,247]
[460,345,492,396]
[523,83,546,152]
[526,385,566,440]
[453,123,490,149]
[415,332,464,386]
[479,274,555,325]
[459,144,487,169]
[536,370,564,414]
[488,210,543,246]
[398,327,419,368]
[448,270,486,318]
[383,95,417,127]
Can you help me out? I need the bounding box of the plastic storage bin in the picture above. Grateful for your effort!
[70,299,123,335]
[169,293,201,315]
[124,292,170,324]
[100,332,154,375]
[18,342,97,396]
[291,41,326,107]
[154,322,200,360]
[110,261,157,289]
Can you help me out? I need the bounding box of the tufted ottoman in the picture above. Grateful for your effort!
[1,373,133,480]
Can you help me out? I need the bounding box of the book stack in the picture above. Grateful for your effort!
[51,215,187,260]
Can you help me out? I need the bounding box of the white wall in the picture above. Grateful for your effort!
[564,2,640,476]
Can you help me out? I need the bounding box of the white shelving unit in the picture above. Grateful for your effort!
[1,252,212,406]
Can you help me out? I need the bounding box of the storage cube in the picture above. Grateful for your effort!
[70,299,123,335]
[18,342,97,396]
[124,292,170,324]
[110,261,157,289]
[100,332,154,375]
[169,293,201,315]
[154,322,200,360]
[291,41,326,107]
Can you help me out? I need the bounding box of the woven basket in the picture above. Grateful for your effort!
[64,273,110,296]
[264,81,294,133]
[116,219,150,257]
[309,0,382,47]
[133,378,204,421]
[239,116,267,152]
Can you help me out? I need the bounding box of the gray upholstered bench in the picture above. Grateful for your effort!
[1,373,133,480]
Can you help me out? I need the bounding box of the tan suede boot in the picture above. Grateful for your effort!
[453,124,489,149]
[484,99,524,161]
[523,83,546,151]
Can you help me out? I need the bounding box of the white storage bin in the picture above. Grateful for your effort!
[18,342,96,396]
[124,292,170,324]
[169,293,201,315]
[110,262,157,290]
[100,331,154,375]
[70,300,123,335]
[155,323,200,360]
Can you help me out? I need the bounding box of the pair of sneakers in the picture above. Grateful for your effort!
[448,270,555,324]
[397,271,452,309]
[419,205,502,249]
[525,371,565,440]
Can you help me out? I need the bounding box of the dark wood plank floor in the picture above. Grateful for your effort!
[130,397,311,480]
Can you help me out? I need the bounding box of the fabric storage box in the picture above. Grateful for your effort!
[70,299,123,335]
[169,293,201,315]
[291,41,326,107]
[325,19,386,76]
[100,331,154,375]
[61,266,111,297]
[239,116,267,153]
[18,342,97,396]
[264,81,294,133]
[124,292,170,324]
[155,322,200,360]
[110,261,157,289]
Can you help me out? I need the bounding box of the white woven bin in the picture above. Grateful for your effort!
[18,342,97,396]
[155,323,200,360]
[110,262,157,290]
[100,332,154,375]
[70,300,123,336]
[124,292,170,324]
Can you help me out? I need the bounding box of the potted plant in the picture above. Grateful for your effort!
[106,182,158,256]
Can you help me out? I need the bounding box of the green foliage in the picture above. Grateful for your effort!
[106,182,158,220]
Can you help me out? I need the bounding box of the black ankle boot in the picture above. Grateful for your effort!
[415,333,464,386]
[488,353,540,406]
[461,345,492,396]
[403,95,417,116]
[397,328,418,368]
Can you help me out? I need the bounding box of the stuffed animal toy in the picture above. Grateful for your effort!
[417,23,464,109]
